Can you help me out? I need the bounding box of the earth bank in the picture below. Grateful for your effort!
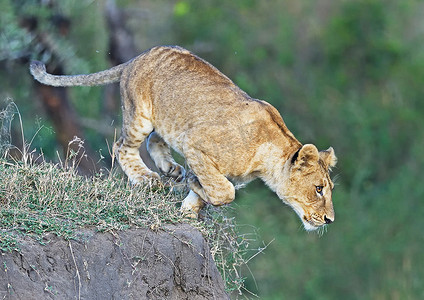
[0,224,229,299]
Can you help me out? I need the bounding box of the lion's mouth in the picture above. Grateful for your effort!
[302,216,324,231]
[285,200,325,231]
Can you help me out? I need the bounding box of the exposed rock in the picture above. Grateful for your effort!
[0,224,229,299]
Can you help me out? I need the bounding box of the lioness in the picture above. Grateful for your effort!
[30,45,337,231]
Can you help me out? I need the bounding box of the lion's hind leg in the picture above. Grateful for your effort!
[114,113,160,184]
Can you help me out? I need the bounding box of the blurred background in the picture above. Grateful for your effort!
[1,0,423,299]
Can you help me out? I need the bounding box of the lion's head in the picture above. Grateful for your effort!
[280,144,337,231]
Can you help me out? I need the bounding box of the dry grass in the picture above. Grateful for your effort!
[0,159,184,237]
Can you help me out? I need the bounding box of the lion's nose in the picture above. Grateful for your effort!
[324,215,333,224]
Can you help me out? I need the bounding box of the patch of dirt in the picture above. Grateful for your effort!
[0,224,229,299]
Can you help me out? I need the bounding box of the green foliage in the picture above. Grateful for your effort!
[174,1,190,17]
[323,0,404,85]
[0,0,109,160]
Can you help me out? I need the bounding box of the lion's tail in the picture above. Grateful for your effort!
[29,60,130,87]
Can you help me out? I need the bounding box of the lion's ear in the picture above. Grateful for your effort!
[319,147,337,169]
[292,144,319,168]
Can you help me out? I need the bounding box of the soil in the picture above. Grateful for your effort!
[0,224,229,299]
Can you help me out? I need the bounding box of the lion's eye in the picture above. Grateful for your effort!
[316,186,323,195]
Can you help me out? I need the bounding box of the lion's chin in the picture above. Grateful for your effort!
[302,219,319,231]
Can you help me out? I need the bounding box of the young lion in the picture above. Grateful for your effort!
[30,45,337,231]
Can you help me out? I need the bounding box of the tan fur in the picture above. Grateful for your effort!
[30,46,337,231]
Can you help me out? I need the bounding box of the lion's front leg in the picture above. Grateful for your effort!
[184,149,236,207]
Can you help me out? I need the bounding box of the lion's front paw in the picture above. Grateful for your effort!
[181,208,199,220]
[181,190,205,219]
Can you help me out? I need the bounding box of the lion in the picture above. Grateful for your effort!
[30,45,337,231]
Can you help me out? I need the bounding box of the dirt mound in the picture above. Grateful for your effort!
[0,224,228,299]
